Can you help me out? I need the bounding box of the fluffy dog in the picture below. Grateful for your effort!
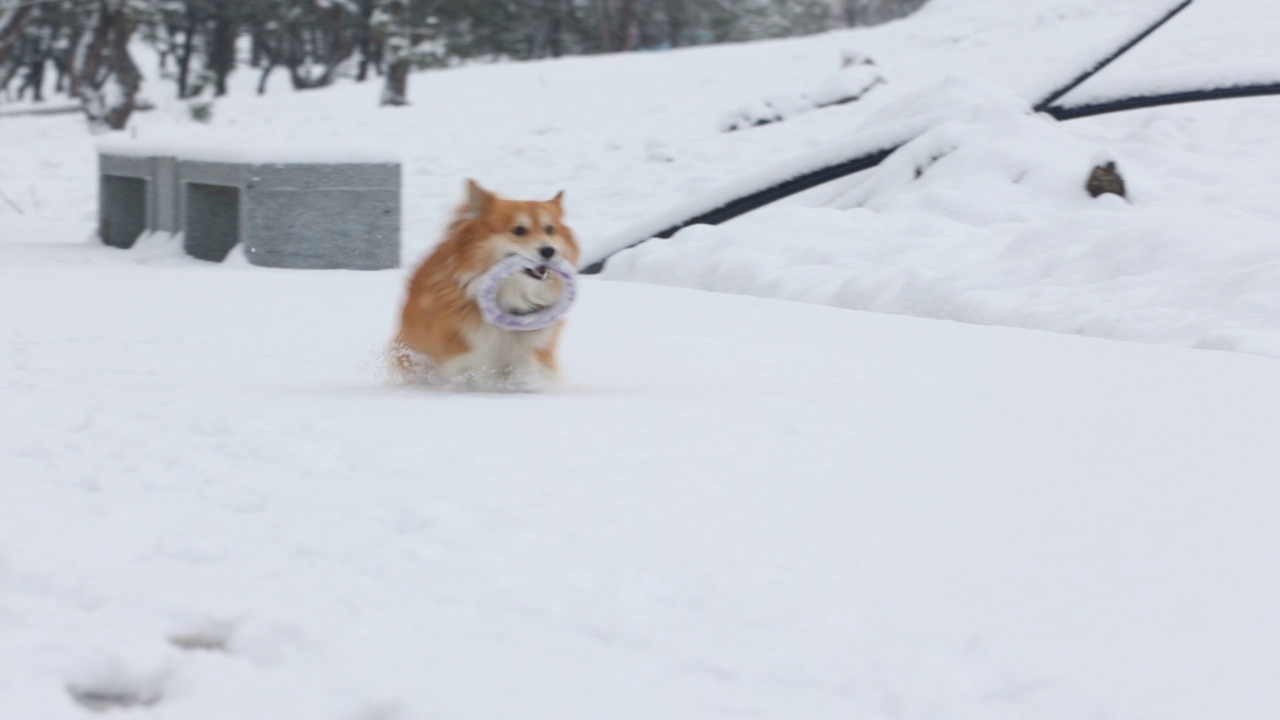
[390,180,580,389]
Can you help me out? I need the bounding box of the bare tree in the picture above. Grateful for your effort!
[543,0,564,57]
[376,0,409,105]
[592,0,612,52]
[0,0,33,93]
[0,1,30,53]
[207,0,237,96]
[354,0,381,81]
[663,0,685,47]
[840,0,929,27]
[73,0,142,130]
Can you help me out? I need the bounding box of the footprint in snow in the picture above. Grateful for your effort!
[66,654,169,713]
[167,614,238,652]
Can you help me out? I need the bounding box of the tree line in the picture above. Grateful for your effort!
[0,0,928,130]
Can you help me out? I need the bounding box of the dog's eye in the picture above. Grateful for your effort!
[513,226,528,236]
[545,225,556,235]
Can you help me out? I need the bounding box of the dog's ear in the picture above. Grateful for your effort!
[466,179,495,216]
[549,190,565,209]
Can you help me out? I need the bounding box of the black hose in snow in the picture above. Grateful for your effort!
[1032,0,1194,111]
[1045,82,1280,120]
[579,148,895,274]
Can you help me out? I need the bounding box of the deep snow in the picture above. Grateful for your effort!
[2,246,1279,720]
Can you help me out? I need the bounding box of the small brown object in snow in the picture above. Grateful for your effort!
[1087,161,1127,199]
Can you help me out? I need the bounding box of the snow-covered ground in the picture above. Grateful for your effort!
[2,247,1279,720]
[3,0,1280,717]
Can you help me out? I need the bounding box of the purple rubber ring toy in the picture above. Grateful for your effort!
[477,254,578,331]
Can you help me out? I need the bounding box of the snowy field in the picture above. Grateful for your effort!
[4,0,1280,717]
[3,248,1279,719]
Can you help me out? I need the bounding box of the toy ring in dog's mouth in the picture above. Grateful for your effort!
[479,254,577,331]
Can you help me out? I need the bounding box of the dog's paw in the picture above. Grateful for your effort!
[504,369,555,393]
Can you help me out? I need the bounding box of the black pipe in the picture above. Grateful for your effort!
[1045,82,1280,120]
[580,148,895,274]
[1033,0,1194,111]
[580,0,1200,275]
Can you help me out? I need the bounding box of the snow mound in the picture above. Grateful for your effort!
[605,82,1280,358]
[718,94,814,133]
[719,64,885,133]
[811,64,885,108]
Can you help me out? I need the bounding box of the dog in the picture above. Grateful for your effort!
[390,179,580,389]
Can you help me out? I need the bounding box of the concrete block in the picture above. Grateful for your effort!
[184,182,241,262]
[240,163,400,270]
[99,173,148,249]
[97,149,401,270]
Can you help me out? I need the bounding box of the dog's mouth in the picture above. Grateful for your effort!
[523,266,550,281]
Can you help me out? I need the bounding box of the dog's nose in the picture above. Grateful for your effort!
[538,245,556,260]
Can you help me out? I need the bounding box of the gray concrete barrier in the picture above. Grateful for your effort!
[97,147,400,270]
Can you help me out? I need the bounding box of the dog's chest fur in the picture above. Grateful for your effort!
[445,321,555,378]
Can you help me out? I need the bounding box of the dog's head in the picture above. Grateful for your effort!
[455,180,580,316]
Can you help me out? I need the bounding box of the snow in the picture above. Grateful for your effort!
[606,85,1280,357]
[4,0,1280,717]
[601,8,1280,360]
[0,101,80,117]
[2,247,1280,720]
[811,64,885,107]
[96,135,402,165]
[839,0,1191,103]
[717,65,884,132]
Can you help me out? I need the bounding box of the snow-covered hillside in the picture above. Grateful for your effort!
[605,86,1280,357]
[602,0,1280,358]
[3,0,1280,717]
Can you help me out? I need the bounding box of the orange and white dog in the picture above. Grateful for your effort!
[390,180,580,389]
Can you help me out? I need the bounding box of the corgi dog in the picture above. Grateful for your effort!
[390,180,580,389]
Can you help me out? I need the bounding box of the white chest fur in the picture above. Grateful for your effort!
[441,322,557,385]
